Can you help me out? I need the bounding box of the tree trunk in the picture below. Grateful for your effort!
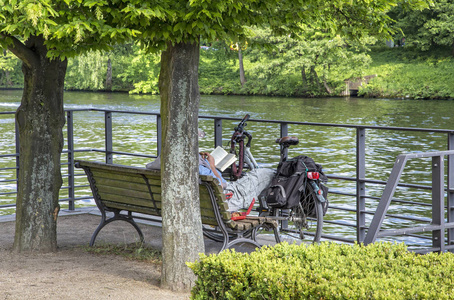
[301,68,308,91]
[12,36,67,252]
[310,66,322,92]
[158,40,205,292]
[5,70,12,87]
[105,58,112,91]
[238,47,246,87]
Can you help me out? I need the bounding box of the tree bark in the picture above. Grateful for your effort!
[238,47,246,87]
[11,35,67,252]
[158,40,205,292]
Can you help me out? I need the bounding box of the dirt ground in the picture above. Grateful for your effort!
[0,209,222,300]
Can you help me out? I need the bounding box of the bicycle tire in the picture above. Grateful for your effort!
[255,182,323,245]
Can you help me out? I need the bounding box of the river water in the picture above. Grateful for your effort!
[1,90,453,247]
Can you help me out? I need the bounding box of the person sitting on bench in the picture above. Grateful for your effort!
[198,151,274,212]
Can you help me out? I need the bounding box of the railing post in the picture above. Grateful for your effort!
[67,111,75,211]
[448,132,454,249]
[280,122,288,158]
[156,114,162,156]
[432,155,445,252]
[356,127,366,243]
[280,122,290,228]
[214,118,223,148]
[15,120,20,182]
[105,111,113,164]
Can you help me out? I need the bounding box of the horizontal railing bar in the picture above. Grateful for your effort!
[327,205,433,223]
[327,191,356,197]
[58,196,93,202]
[0,154,18,158]
[60,184,90,190]
[323,219,357,228]
[377,222,454,237]
[59,108,454,134]
[367,211,431,223]
[328,175,433,190]
[0,191,16,196]
[321,234,355,243]
[107,151,156,159]
[327,205,356,213]
[0,179,17,183]
[0,167,17,171]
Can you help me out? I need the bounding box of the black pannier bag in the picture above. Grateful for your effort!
[260,155,328,213]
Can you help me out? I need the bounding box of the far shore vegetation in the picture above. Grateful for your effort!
[2,43,453,100]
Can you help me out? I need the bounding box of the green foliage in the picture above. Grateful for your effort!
[0,50,22,87]
[100,0,429,54]
[66,51,106,91]
[0,0,141,59]
[391,0,454,53]
[65,44,161,92]
[188,242,454,299]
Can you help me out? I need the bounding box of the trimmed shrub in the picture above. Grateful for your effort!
[188,242,454,299]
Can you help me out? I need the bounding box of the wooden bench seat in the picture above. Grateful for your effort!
[75,160,277,252]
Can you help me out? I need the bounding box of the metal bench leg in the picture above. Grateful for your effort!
[89,211,145,246]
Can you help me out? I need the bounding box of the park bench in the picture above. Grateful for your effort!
[75,160,277,252]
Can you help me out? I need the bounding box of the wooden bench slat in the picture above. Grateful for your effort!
[98,192,162,209]
[91,170,162,186]
[103,200,161,216]
[94,177,161,193]
[96,185,159,202]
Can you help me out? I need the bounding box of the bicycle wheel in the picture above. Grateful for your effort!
[272,183,324,244]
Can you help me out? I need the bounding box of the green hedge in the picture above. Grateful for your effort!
[188,242,454,299]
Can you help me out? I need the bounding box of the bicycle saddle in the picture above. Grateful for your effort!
[275,136,299,146]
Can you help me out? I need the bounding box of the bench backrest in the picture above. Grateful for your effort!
[75,160,232,227]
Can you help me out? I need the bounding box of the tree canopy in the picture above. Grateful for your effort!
[98,0,429,50]
[0,0,140,59]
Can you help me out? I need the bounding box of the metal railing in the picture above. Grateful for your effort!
[1,108,454,252]
[364,150,454,254]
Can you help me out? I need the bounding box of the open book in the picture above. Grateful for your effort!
[210,146,237,172]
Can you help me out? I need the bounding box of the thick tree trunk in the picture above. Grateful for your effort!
[238,48,246,87]
[12,36,67,252]
[105,58,112,91]
[158,40,204,292]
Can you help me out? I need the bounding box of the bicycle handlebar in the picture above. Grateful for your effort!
[234,114,250,132]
